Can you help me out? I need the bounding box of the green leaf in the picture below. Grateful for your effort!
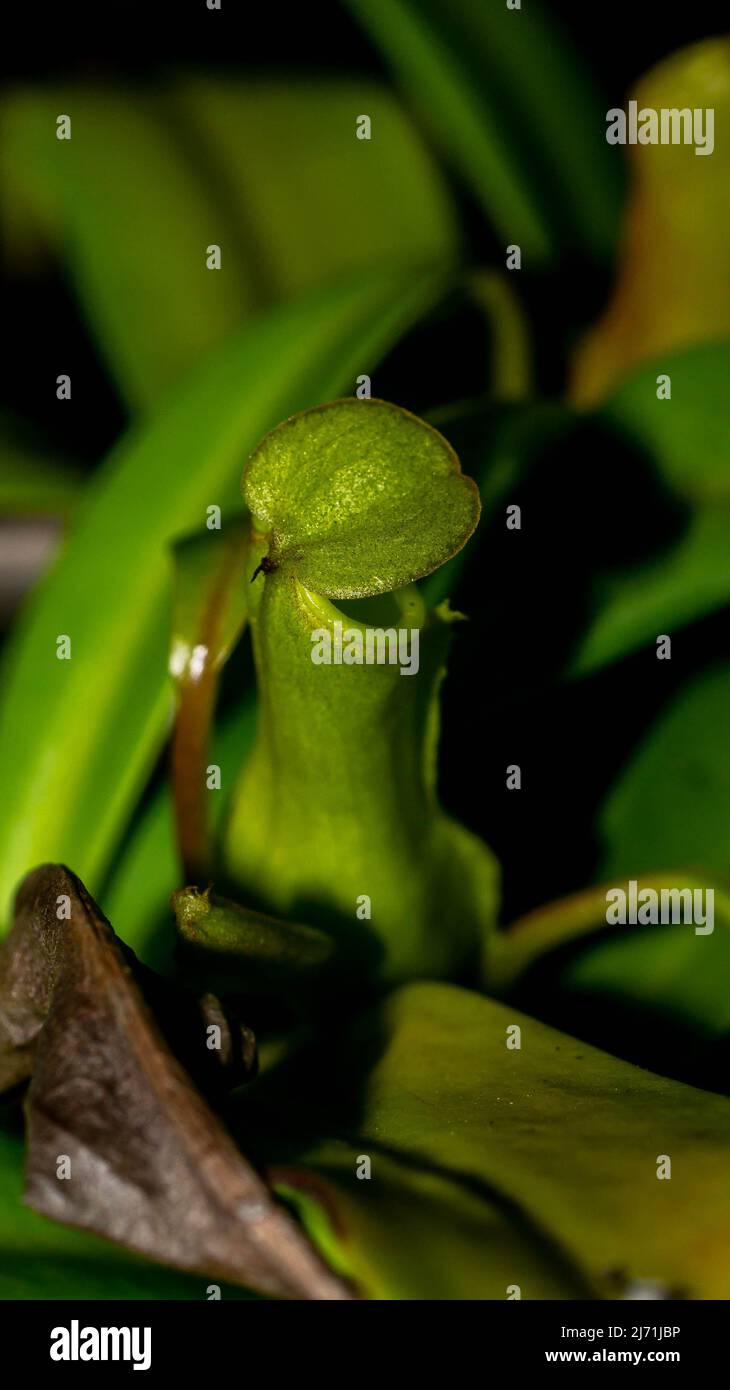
[99,775,180,971]
[572,509,730,677]
[171,76,459,303]
[303,982,730,1297]
[0,267,447,931]
[276,1143,591,1299]
[1,80,457,409]
[599,663,730,882]
[345,0,622,263]
[570,342,730,675]
[0,415,81,518]
[598,342,730,505]
[243,398,480,599]
[0,87,255,410]
[487,877,730,1043]
[562,909,730,1045]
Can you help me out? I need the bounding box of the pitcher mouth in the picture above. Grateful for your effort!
[296,578,426,635]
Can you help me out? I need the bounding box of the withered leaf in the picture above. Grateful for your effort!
[0,865,352,1300]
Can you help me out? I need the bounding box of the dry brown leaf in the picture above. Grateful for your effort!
[0,864,352,1300]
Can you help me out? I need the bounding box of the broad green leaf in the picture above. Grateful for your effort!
[0,267,447,931]
[305,982,730,1297]
[243,399,481,598]
[1,80,457,409]
[599,663,730,882]
[345,0,622,263]
[276,1143,591,1299]
[0,1125,250,1299]
[573,40,730,403]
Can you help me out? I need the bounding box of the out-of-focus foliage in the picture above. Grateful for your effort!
[0,416,80,517]
[345,0,622,262]
[573,39,730,402]
[0,81,456,410]
[487,876,730,1050]
[571,341,730,674]
[600,662,730,880]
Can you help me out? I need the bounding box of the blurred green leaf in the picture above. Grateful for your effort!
[317,983,730,1297]
[100,775,180,969]
[345,0,622,263]
[1,80,457,409]
[0,421,80,623]
[572,509,730,677]
[0,416,81,518]
[487,876,730,1043]
[0,267,447,931]
[599,342,730,505]
[0,87,255,410]
[573,39,730,403]
[562,914,730,1045]
[571,342,730,675]
[276,1142,591,1299]
[600,663,730,882]
[172,77,459,303]
[243,398,480,599]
